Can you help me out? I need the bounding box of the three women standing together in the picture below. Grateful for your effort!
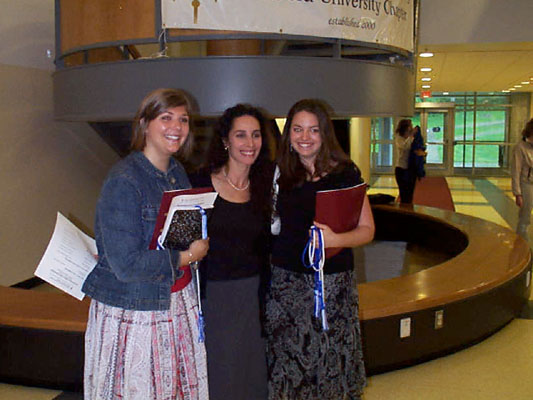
[83,89,374,400]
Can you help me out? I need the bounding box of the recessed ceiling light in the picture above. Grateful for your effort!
[502,90,510,93]
[420,67,432,72]
[510,88,516,91]
[442,92,449,95]
[521,81,530,85]
[421,85,431,88]
[421,77,432,82]
[514,85,522,88]
[419,52,434,58]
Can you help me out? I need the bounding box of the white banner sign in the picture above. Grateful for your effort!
[162,0,414,53]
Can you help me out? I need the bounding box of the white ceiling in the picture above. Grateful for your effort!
[415,42,533,94]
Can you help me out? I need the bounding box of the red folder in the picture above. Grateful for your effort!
[149,187,214,250]
[315,182,367,258]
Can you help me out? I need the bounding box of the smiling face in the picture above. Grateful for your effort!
[225,115,262,167]
[289,110,323,169]
[143,105,190,163]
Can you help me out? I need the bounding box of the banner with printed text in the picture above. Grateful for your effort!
[162,0,414,53]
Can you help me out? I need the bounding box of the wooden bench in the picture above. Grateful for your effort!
[0,287,89,390]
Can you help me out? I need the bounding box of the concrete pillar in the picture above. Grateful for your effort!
[349,117,372,183]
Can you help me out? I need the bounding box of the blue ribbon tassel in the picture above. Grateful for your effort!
[194,205,207,343]
[302,226,329,331]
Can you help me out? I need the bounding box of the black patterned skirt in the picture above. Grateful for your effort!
[265,265,366,400]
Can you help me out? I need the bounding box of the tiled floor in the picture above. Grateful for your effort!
[3,176,532,399]
[364,175,532,399]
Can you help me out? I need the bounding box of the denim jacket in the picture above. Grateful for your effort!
[82,151,191,311]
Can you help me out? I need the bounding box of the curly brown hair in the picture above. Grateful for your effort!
[207,104,274,215]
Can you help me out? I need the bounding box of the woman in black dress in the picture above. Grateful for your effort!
[191,104,273,400]
[266,99,374,400]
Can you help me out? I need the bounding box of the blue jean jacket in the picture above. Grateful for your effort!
[82,151,191,310]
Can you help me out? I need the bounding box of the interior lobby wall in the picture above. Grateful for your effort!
[0,1,118,286]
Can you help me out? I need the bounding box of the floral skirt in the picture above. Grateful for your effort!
[84,284,208,400]
[265,266,366,400]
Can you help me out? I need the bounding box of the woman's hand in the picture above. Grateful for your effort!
[516,195,523,208]
[312,195,375,250]
[181,238,209,266]
[312,221,339,249]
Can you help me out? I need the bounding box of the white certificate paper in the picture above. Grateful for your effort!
[34,212,97,300]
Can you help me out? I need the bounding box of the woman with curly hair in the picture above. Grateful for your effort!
[190,104,274,400]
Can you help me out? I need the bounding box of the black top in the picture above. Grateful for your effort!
[271,163,363,274]
[190,172,270,281]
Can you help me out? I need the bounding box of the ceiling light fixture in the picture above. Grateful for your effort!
[521,81,530,85]
[421,85,431,89]
[419,52,434,58]
[442,92,449,95]
[421,77,432,82]
[509,88,516,91]
[420,67,432,72]
[502,90,510,93]
[514,85,522,88]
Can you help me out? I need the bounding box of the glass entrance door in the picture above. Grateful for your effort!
[414,104,455,175]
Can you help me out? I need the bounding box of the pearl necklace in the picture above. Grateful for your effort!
[223,168,250,191]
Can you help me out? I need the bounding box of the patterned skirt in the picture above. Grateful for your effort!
[265,266,366,400]
[84,284,209,400]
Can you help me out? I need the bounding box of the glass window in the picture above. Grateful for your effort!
[474,144,501,168]
[475,109,506,142]
[371,117,394,169]
[454,144,473,168]
[455,108,475,141]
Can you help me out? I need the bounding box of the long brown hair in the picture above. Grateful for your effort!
[522,118,533,139]
[130,88,194,158]
[277,99,351,190]
[395,118,413,138]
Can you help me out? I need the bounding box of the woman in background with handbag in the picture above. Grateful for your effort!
[82,88,209,400]
[190,104,274,400]
[266,99,374,400]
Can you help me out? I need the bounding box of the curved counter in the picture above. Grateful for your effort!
[360,204,531,374]
[0,204,530,388]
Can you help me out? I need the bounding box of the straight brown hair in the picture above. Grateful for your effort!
[277,99,352,190]
[130,88,194,158]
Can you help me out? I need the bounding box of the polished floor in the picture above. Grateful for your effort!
[2,176,532,399]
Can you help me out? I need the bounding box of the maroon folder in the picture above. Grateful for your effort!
[315,182,367,258]
[149,187,214,250]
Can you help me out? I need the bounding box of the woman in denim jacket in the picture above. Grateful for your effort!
[82,88,209,400]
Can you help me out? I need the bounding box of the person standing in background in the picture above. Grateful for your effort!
[394,119,419,203]
[511,118,533,240]
[408,125,427,181]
